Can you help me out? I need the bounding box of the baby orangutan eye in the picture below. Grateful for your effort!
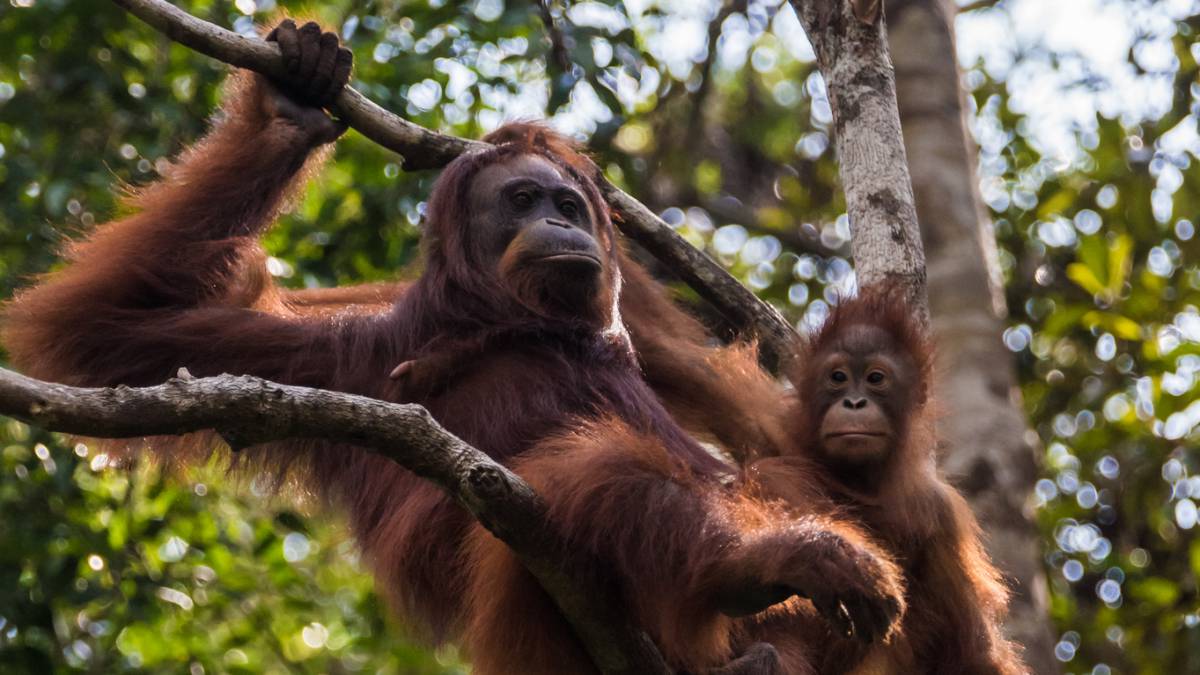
[867,371,886,385]
[830,370,848,384]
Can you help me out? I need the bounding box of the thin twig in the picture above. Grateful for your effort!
[538,0,573,74]
[957,0,1000,13]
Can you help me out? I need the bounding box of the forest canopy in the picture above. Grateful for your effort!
[1,0,1198,673]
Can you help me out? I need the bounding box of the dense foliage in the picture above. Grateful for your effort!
[1,0,1197,672]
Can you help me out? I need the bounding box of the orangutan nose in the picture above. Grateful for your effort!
[842,397,867,410]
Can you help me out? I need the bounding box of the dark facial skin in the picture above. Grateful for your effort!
[466,154,606,317]
[814,324,918,469]
[468,155,600,269]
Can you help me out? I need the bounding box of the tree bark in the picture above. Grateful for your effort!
[885,1,1058,671]
[0,366,670,674]
[787,0,929,320]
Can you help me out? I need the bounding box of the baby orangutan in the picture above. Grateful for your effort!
[744,288,1028,674]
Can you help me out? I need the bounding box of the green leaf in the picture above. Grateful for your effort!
[1037,188,1076,219]
[1067,262,1106,296]
[1106,233,1134,294]
[1128,577,1180,608]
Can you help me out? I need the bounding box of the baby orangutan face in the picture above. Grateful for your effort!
[810,323,919,469]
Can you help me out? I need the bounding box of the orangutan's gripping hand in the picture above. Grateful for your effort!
[718,524,905,645]
[257,19,353,146]
[787,529,905,644]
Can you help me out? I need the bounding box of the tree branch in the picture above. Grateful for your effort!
[786,0,929,321]
[108,0,798,364]
[956,0,1001,14]
[0,365,669,675]
[538,0,573,76]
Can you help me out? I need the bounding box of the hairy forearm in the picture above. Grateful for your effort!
[128,73,324,243]
[1,75,336,384]
[710,519,845,612]
[619,261,789,460]
[10,75,326,320]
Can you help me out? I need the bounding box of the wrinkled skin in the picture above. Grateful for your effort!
[468,155,607,318]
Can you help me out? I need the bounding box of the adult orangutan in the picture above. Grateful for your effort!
[741,289,1028,674]
[3,21,904,674]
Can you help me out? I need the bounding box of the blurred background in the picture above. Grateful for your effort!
[1,0,1198,672]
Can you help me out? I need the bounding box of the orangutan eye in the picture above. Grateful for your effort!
[559,199,579,218]
[511,190,535,210]
[867,370,886,385]
[830,370,848,384]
